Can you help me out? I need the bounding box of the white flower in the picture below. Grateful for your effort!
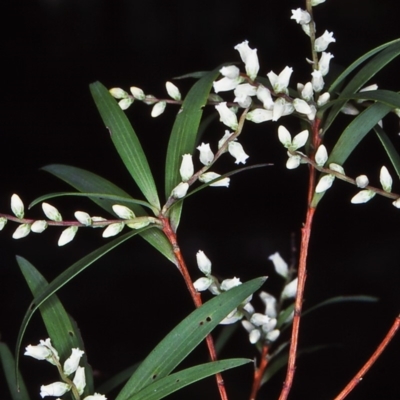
[351,190,376,204]
[130,86,145,100]
[83,393,107,400]
[356,175,369,188]
[234,40,259,80]
[179,154,194,181]
[228,142,249,164]
[317,92,330,106]
[196,250,212,275]
[282,278,298,299]
[218,131,233,150]
[268,66,293,94]
[199,172,230,187]
[73,366,86,395]
[314,30,336,52]
[249,328,261,344]
[31,220,48,233]
[234,83,257,108]
[112,205,135,220]
[278,126,309,151]
[102,222,124,238]
[220,308,243,325]
[301,82,314,101]
[213,77,241,93]
[286,154,302,169]
[58,226,78,246]
[40,382,70,398]
[315,145,328,166]
[329,163,345,174]
[215,102,238,130]
[64,348,84,376]
[74,211,92,226]
[266,329,280,342]
[318,52,334,76]
[311,70,324,92]
[246,108,273,123]
[291,8,311,24]
[268,252,289,278]
[151,101,166,117]
[220,65,240,79]
[13,224,31,239]
[315,174,335,193]
[0,217,7,231]
[259,291,278,318]
[197,143,214,165]
[25,341,53,361]
[256,85,274,109]
[109,88,128,99]
[380,166,392,192]
[171,182,189,199]
[293,98,312,115]
[165,81,181,101]
[250,313,270,327]
[220,277,242,291]
[11,194,24,218]
[193,277,213,291]
[118,98,133,110]
[393,198,400,209]
[42,203,62,222]
[272,98,294,121]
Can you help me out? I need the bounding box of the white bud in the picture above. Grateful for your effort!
[197,143,214,165]
[318,52,334,76]
[218,131,233,150]
[11,194,24,218]
[246,108,273,123]
[293,98,312,115]
[112,205,135,220]
[166,81,181,101]
[126,217,151,230]
[42,203,62,222]
[351,190,376,204]
[393,198,400,209]
[196,250,212,275]
[250,313,270,327]
[130,86,145,100]
[13,224,31,239]
[31,220,48,233]
[102,222,124,238]
[215,102,239,130]
[266,329,280,342]
[171,182,189,199]
[282,278,298,299]
[291,130,309,151]
[193,277,213,292]
[311,70,324,92]
[311,0,326,5]
[286,154,302,169]
[220,277,242,291]
[109,88,128,99]
[0,217,7,231]
[317,92,330,106]
[315,174,335,193]
[179,154,194,181]
[256,85,274,109]
[118,98,133,110]
[249,329,261,344]
[74,211,92,226]
[199,172,230,187]
[356,175,369,188]
[234,40,259,81]
[220,65,240,79]
[73,366,86,395]
[151,101,166,117]
[329,163,345,174]
[58,226,78,246]
[278,125,292,148]
[380,166,392,192]
[301,82,314,101]
[268,252,288,278]
[291,8,311,24]
[315,144,328,166]
[259,291,278,318]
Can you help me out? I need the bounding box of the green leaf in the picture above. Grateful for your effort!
[312,101,392,207]
[128,359,251,400]
[116,276,266,400]
[90,81,160,210]
[374,125,400,178]
[15,229,142,374]
[0,342,29,400]
[323,39,400,134]
[164,68,221,230]
[42,164,175,264]
[17,256,94,396]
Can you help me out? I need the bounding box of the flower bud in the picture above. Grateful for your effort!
[75,211,92,226]
[315,144,328,166]
[220,277,242,291]
[351,190,376,204]
[40,382,70,398]
[282,278,298,299]
[380,166,392,192]
[356,175,369,188]
[199,172,230,187]
[171,182,189,199]
[102,222,124,238]
[42,203,62,222]
[293,98,312,115]
[197,143,214,165]
[58,226,78,246]
[166,81,181,101]
[0,217,7,231]
[234,40,259,80]
[109,88,128,99]
[291,8,311,24]
[11,194,24,218]
[31,220,48,233]
[196,250,212,275]
[118,98,133,110]
[130,86,145,100]
[13,224,31,239]
[193,277,213,292]
[151,101,166,117]
[73,366,86,395]
[112,205,135,220]
[215,102,238,130]
[179,154,194,181]
[268,252,288,278]
[315,174,335,193]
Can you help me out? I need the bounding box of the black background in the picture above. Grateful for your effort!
[2,0,400,399]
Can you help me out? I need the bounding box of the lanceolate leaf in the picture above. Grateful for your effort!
[116,277,266,400]
[374,125,400,178]
[17,257,94,396]
[42,164,175,264]
[90,81,160,210]
[164,68,221,230]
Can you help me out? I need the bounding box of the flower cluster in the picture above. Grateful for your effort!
[24,338,106,399]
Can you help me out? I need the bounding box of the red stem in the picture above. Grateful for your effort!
[249,344,269,400]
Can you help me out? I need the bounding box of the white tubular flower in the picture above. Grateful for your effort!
[73,366,86,395]
[31,220,48,233]
[282,278,298,299]
[213,77,242,93]
[268,66,293,94]
[197,142,214,165]
[63,348,84,376]
[40,382,70,398]
[291,8,311,24]
[256,85,274,109]
[83,393,107,400]
[102,222,124,238]
[25,341,53,361]
[0,217,7,231]
[130,86,145,100]
[151,101,166,117]
[351,190,376,204]
[318,52,334,76]
[220,277,242,291]
[109,88,128,99]
[112,205,135,220]
[199,172,230,187]
[11,194,24,218]
[58,226,78,246]
[246,108,273,123]
[315,144,328,166]
[74,211,92,226]
[293,98,312,115]
[215,102,238,130]
[315,174,335,193]
[380,166,392,192]
[196,250,212,275]
[220,65,240,79]
[301,82,314,101]
[311,70,324,92]
[118,98,133,110]
[317,92,330,106]
[166,81,181,101]
[228,142,249,164]
[179,154,194,181]
[193,277,213,292]
[234,83,257,108]
[234,40,259,80]
[356,175,369,188]
[268,252,289,278]
[171,182,189,199]
[42,203,62,222]
[13,224,31,239]
[259,291,278,318]
[314,30,336,52]
[311,0,326,5]
[272,98,294,121]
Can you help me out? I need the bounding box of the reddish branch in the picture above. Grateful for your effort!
[160,215,228,400]
[249,344,269,400]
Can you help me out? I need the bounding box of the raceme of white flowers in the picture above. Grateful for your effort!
[24,338,106,399]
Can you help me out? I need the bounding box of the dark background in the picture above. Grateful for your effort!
[2,0,400,399]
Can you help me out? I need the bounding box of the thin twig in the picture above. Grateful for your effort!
[249,344,269,400]
[333,314,400,400]
[160,215,228,400]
